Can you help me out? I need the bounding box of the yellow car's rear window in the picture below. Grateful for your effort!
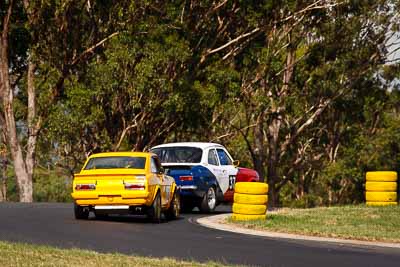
[84,156,146,170]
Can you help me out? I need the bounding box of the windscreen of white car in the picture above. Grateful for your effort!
[151,147,203,163]
[84,156,146,170]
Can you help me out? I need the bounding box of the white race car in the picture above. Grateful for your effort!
[150,142,259,213]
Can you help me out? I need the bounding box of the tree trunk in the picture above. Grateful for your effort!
[296,174,305,200]
[0,115,6,201]
[3,83,32,202]
[267,116,281,207]
[266,47,295,208]
[25,60,39,194]
[0,0,33,202]
[253,121,266,182]
[0,154,7,201]
[267,154,281,207]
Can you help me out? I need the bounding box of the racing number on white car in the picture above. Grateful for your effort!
[229,175,236,190]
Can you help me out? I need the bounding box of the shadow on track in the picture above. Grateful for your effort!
[86,203,232,224]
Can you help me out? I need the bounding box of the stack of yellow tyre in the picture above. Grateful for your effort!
[232,182,268,221]
[365,171,398,206]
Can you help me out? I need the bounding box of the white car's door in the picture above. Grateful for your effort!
[215,148,238,192]
[205,147,237,194]
[206,148,228,193]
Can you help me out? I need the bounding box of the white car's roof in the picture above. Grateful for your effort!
[151,142,224,150]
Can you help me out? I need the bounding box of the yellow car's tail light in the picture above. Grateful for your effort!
[124,182,145,190]
[75,184,96,190]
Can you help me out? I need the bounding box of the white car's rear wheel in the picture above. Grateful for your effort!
[200,186,216,213]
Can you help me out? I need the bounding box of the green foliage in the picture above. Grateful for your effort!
[357,117,400,172]
[33,169,72,202]
[3,0,400,206]
[281,191,322,209]
[5,171,18,202]
[3,167,72,202]
[317,160,364,205]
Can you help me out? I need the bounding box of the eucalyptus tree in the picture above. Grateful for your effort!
[1,0,33,202]
[190,0,400,206]
[0,0,140,202]
[44,2,212,173]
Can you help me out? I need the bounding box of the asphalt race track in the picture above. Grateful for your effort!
[0,203,399,267]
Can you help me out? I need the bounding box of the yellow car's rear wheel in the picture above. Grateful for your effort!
[74,203,89,220]
[148,192,162,223]
[165,190,180,220]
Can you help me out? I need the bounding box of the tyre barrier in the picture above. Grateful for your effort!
[365,201,398,206]
[231,213,267,221]
[366,171,397,182]
[365,171,398,206]
[365,181,397,192]
[233,203,267,215]
[366,192,397,202]
[235,182,268,195]
[232,182,268,221]
[234,193,268,205]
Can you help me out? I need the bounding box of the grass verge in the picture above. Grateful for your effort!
[228,205,400,243]
[0,240,230,267]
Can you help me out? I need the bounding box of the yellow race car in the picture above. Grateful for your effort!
[71,152,180,223]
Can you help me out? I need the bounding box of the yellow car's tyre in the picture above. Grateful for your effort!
[365,192,397,202]
[366,201,398,206]
[234,182,268,195]
[234,193,268,205]
[232,203,266,215]
[231,213,267,221]
[365,182,397,192]
[366,171,397,182]
[74,203,89,220]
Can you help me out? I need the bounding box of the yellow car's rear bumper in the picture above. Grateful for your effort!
[72,191,150,206]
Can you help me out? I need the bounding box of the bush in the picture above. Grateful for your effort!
[33,169,72,202]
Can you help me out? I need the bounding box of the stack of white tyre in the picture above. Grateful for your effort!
[365,171,398,206]
[232,182,268,221]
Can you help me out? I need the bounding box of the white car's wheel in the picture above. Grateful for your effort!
[200,186,216,213]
